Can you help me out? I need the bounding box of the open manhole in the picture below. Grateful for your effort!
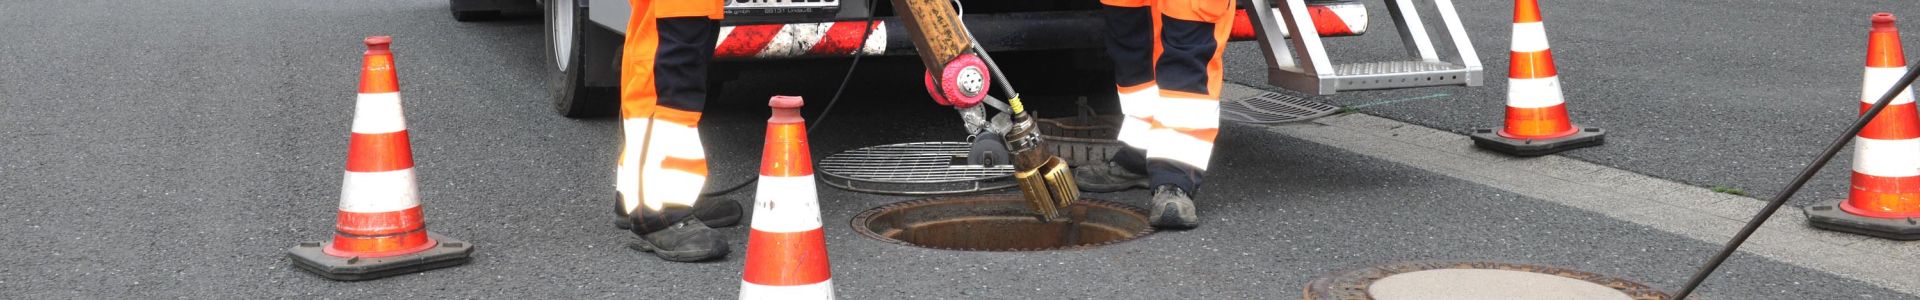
[852,194,1154,251]
[818,142,1016,195]
[1306,261,1681,300]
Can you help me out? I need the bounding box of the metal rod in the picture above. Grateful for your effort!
[1673,59,1920,298]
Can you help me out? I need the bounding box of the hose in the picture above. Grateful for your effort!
[1672,59,1920,298]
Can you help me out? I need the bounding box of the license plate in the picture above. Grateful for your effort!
[726,0,838,14]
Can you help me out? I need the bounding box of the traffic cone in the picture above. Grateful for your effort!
[1807,13,1920,240]
[289,36,474,280]
[1470,0,1605,156]
[739,96,834,299]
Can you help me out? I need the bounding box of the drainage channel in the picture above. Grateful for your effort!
[852,194,1153,251]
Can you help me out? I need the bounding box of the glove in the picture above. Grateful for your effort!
[968,131,1012,167]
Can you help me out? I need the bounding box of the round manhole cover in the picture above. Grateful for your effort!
[818,142,1016,195]
[851,194,1154,251]
[1306,261,1681,300]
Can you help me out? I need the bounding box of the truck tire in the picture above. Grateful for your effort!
[546,0,616,118]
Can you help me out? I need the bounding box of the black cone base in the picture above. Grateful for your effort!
[1470,126,1606,157]
[288,232,475,281]
[1805,198,1920,240]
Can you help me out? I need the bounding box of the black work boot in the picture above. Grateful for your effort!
[614,195,744,229]
[1074,162,1151,192]
[628,206,730,262]
[1148,185,1199,229]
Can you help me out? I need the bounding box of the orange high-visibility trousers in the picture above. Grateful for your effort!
[616,0,724,233]
[1100,0,1234,192]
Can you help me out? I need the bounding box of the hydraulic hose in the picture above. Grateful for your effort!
[1673,59,1920,298]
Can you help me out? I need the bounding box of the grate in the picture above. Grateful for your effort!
[1222,91,1341,124]
[818,142,1016,195]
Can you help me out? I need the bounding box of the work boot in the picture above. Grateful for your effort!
[614,195,744,229]
[628,217,730,262]
[1148,185,1199,229]
[1073,162,1150,192]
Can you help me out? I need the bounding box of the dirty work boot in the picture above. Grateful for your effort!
[1148,185,1199,229]
[628,216,730,262]
[614,195,744,230]
[1074,162,1151,192]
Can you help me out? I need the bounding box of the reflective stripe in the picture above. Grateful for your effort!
[742,228,832,285]
[1845,171,1920,218]
[1117,84,1159,118]
[1118,116,1153,147]
[1853,137,1920,177]
[1151,97,1220,130]
[1862,67,1917,105]
[739,279,834,300]
[758,22,827,58]
[352,92,406,134]
[334,206,424,236]
[642,122,705,209]
[1858,103,1920,140]
[1505,76,1565,108]
[345,131,413,173]
[1145,128,1214,171]
[339,169,420,213]
[1509,22,1550,53]
[750,175,822,233]
[616,118,648,213]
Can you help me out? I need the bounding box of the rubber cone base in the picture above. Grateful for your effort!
[287,232,475,281]
[1469,126,1605,157]
[1805,199,1920,240]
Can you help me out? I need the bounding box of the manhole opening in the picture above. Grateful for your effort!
[852,195,1154,251]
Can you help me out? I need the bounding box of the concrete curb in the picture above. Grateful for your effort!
[1223,83,1920,296]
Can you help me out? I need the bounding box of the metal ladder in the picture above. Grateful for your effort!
[1244,0,1483,95]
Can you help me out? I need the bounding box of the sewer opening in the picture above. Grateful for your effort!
[852,195,1154,251]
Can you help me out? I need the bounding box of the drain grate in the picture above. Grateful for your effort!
[818,142,1016,195]
[1221,91,1341,124]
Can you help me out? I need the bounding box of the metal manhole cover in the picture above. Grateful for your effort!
[818,142,1016,195]
[1222,91,1341,124]
[1305,261,1682,300]
[851,194,1154,251]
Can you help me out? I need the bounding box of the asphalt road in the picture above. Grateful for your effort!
[1224,0,1920,205]
[0,0,1914,298]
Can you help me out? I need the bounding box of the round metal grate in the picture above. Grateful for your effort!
[818,142,1015,195]
[1222,91,1341,124]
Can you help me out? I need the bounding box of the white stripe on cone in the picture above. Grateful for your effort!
[749,175,823,233]
[352,92,406,134]
[339,169,421,213]
[740,280,835,299]
[1854,137,1920,177]
[1862,67,1918,105]
[1510,22,1551,53]
[1505,77,1566,108]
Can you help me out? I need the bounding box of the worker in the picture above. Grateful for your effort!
[610,0,742,262]
[1074,0,1234,229]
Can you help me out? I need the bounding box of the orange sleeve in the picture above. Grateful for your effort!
[1157,0,1234,23]
[652,0,726,19]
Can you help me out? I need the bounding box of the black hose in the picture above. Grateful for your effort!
[1673,59,1920,298]
[701,0,879,197]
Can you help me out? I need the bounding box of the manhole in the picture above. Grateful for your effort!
[1222,91,1341,124]
[851,194,1154,251]
[818,142,1015,195]
[1306,261,1682,300]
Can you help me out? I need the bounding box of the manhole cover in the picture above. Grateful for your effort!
[1306,261,1681,300]
[851,194,1154,251]
[818,142,1015,195]
[1222,91,1341,124]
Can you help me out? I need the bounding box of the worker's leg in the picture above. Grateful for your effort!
[1075,0,1161,192]
[1143,0,1233,228]
[616,0,730,262]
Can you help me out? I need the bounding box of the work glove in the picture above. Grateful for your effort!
[968,131,1012,167]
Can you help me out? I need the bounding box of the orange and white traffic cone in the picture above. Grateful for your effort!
[289,36,474,280]
[1807,13,1920,240]
[1470,0,1605,156]
[739,96,834,299]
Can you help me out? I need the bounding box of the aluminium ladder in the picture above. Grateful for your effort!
[1243,0,1483,95]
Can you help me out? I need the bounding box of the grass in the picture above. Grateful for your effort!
[1710,186,1748,196]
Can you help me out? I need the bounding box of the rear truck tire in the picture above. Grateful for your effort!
[546,0,617,118]
[448,0,505,22]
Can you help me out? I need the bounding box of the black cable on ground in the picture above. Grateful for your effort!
[1672,59,1920,298]
[702,0,879,197]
